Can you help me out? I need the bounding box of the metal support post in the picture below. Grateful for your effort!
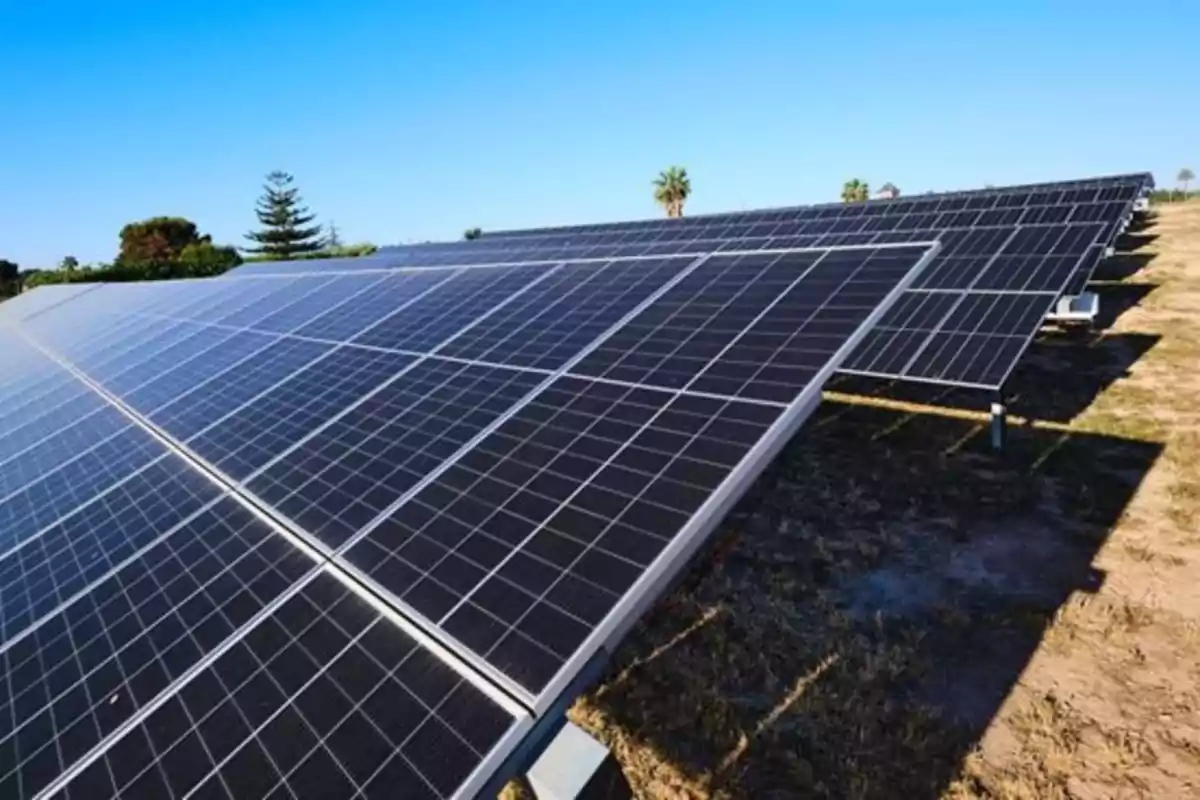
[990,394,1007,452]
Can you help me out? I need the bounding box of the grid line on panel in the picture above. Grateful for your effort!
[167,276,306,328]
[246,359,548,550]
[71,322,214,386]
[137,577,444,797]
[0,427,167,557]
[348,263,557,352]
[5,284,106,326]
[432,257,696,371]
[0,456,222,648]
[187,347,418,483]
[0,498,316,799]
[0,408,131,500]
[0,379,93,440]
[328,243,937,701]
[569,245,937,403]
[60,570,526,800]
[207,275,343,331]
[97,326,256,400]
[0,395,109,472]
[118,329,288,416]
[144,259,564,448]
[337,377,782,699]
[248,272,393,335]
[892,227,1023,379]
[568,251,828,391]
[243,251,717,548]
[292,269,465,343]
[144,337,334,443]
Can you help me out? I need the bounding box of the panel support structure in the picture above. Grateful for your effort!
[990,398,1007,451]
[524,722,632,800]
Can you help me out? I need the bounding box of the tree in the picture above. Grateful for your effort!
[841,179,869,203]
[326,220,343,249]
[118,217,209,265]
[1178,168,1195,199]
[878,182,900,198]
[244,171,325,259]
[463,227,482,240]
[0,260,19,298]
[178,242,243,277]
[653,167,691,218]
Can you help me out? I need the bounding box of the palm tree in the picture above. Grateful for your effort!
[653,167,691,218]
[841,179,869,203]
[1178,168,1195,200]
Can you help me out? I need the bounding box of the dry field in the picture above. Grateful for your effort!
[508,201,1200,798]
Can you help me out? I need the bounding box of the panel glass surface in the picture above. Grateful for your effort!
[340,376,781,695]
[57,571,525,800]
[0,498,313,798]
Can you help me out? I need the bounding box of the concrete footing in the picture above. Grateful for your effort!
[523,722,632,800]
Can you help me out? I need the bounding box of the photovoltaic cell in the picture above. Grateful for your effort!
[349,264,550,352]
[246,359,546,549]
[249,273,389,335]
[0,426,164,554]
[145,338,333,442]
[0,394,108,464]
[57,571,525,800]
[292,271,453,343]
[434,256,696,370]
[120,330,283,414]
[186,348,416,482]
[571,246,932,402]
[340,376,781,695]
[0,498,313,798]
[0,455,220,645]
[0,407,130,500]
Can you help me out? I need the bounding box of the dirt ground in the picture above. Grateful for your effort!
[507,201,1200,799]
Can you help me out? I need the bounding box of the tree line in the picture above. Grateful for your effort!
[6,171,376,294]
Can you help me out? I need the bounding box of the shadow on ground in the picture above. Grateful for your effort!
[1090,251,1155,282]
[574,399,1162,799]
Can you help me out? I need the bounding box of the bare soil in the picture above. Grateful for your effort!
[505,201,1200,799]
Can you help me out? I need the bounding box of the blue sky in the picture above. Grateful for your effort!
[0,1,1195,266]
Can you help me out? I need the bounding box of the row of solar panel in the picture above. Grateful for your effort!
[223,173,1149,391]
[473,172,1153,240]
[0,242,935,797]
[232,191,1140,276]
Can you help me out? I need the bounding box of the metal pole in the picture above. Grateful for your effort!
[989,391,1007,451]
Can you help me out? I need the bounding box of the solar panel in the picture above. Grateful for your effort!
[224,172,1152,390]
[0,239,935,797]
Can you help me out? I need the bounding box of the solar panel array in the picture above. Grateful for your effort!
[230,171,1152,390]
[0,240,939,797]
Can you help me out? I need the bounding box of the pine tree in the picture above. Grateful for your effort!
[244,171,325,259]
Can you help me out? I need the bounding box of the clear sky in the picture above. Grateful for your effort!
[0,0,1195,267]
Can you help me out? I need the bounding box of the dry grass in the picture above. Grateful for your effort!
[503,203,1200,799]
